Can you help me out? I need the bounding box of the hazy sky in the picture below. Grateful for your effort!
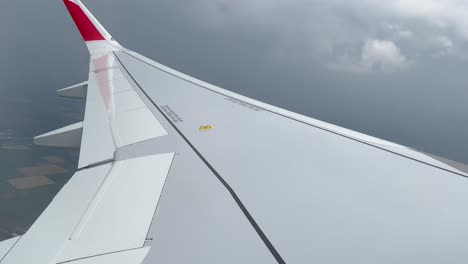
[2,0,468,163]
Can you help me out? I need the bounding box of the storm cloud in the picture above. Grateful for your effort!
[179,0,468,73]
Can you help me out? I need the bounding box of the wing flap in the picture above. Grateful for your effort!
[58,154,174,263]
[1,164,111,264]
[111,107,167,147]
[2,153,173,264]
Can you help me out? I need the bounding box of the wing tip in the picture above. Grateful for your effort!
[63,0,108,42]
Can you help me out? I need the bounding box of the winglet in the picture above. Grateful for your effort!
[63,0,121,51]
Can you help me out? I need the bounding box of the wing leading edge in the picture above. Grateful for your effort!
[3,1,468,264]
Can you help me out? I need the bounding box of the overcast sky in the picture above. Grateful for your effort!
[2,0,468,163]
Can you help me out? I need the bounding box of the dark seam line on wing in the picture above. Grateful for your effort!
[56,247,141,264]
[77,158,114,172]
[0,236,23,262]
[114,52,286,264]
[122,50,468,180]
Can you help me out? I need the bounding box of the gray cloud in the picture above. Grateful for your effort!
[176,0,468,74]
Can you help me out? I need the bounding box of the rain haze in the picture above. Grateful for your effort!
[1,0,468,239]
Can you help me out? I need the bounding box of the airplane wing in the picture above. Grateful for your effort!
[2,1,468,263]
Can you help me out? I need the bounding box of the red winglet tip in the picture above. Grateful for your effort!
[64,0,105,41]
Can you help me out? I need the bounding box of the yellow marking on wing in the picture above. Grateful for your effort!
[198,125,214,131]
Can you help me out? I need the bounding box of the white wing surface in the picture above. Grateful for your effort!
[2,1,468,263]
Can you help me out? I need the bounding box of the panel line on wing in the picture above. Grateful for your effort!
[0,237,22,263]
[56,247,143,264]
[77,158,114,171]
[114,52,286,264]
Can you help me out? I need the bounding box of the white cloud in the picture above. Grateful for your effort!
[437,36,454,49]
[330,39,410,73]
[359,39,410,72]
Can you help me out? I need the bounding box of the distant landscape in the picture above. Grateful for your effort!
[0,88,84,241]
[0,131,79,241]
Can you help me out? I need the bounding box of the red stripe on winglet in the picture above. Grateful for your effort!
[64,0,105,41]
